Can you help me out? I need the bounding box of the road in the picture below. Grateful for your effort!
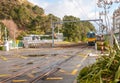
[38,47,99,83]
[0,44,100,83]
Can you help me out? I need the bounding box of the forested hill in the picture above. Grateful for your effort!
[0,0,44,27]
[0,0,60,39]
[0,0,95,42]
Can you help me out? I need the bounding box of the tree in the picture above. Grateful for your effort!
[80,21,96,41]
[32,5,44,15]
[62,15,81,42]
[62,15,96,42]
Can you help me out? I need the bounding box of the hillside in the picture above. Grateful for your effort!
[1,20,19,39]
[0,0,44,28]
[0,0,95,43]
[0,0,60,39]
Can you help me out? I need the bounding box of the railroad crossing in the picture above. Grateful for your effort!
[0,43,100,83]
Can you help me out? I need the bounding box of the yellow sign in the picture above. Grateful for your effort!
[16,40,19,44]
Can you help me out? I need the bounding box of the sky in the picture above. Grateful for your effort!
[28,0,120,32]
[28,0,99,19]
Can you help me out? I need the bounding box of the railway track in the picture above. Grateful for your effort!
[29,45,89,83]
[0,43,91,83]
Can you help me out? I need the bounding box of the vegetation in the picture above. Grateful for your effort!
[0,22,9,43]
[62,15,95,42]
[77,35,120,83]
[0,0,60,40]
[0,0,95,42]
[0,45,4,50]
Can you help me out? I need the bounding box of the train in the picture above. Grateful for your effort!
[87,31,96,46]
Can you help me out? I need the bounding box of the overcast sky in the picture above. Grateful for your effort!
[28,0,120,32]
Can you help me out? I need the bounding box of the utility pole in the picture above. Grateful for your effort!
[99,12,104,34]
[99,13,101,33]
[119,24,120,42]
[14,29,16,42]
[51,18,55,47]
[5,27,7,41]
[0,25,1,43]
[4,27,9,51]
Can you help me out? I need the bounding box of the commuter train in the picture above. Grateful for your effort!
[87,31,96,46]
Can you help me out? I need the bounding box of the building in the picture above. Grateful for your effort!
[113,7,120,42]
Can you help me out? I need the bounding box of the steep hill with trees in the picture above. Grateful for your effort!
[0,0,95,43]
[0,0,60,40]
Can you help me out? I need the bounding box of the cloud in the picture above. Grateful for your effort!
[28,0,49,9]
[28,0,98,19]
[46,0,98,19]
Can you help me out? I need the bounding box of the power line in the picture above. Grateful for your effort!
[72,0,90,19]
[71,0,101,26]
[95,0,97,19]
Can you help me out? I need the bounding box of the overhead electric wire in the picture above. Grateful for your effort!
[95,0,97,19]
[71,0,101,26]
[72,0,90,19]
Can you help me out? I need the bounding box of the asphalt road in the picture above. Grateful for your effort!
[35,47,99,83]
[0,46,100,83]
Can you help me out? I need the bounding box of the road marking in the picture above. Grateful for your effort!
[78,54,85,57]
[59,69,71,75]
[71,55,88,75]
[87,50,92,53]
[76,64,81,68]
[14,55,28,59]
[12,80,28,83]
[71,69,78,75]
[63,56,68,58]
[46,77,63,80]
[31,70,37,74]
[81,55,88,62]
[20,56,28,59]
[59,69,66,73]
[0,74,11,77]
[76,55,88,68]
[0,55,8,61]
[27,73,35,78]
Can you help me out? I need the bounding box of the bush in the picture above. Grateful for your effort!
[0,46,4,50]
[77,35,120,83]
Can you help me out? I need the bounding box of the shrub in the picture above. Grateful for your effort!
[0,46,4,50]
[77,35,120,83]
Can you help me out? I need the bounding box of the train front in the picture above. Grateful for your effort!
[87,32,96,46]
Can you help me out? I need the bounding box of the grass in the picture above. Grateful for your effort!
[54,41,82,44]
